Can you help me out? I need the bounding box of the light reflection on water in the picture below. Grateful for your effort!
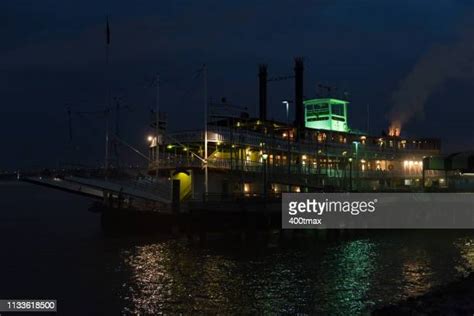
[318,239,376,314]
[119,232,474,314]
[7,183,474,314]
[401,252,433,298]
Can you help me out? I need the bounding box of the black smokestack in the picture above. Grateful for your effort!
[258,64,267,120]
[294,57,304,138]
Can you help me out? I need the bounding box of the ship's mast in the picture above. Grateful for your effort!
[203,64,208,196]
[155,74,160,181]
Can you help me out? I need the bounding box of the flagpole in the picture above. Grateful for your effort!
[105,16,110,174]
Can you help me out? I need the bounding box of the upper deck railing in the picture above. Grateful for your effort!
[155,154,441,179]
[166,126,439,158]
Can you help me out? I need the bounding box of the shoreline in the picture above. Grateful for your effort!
[373,273,474,315]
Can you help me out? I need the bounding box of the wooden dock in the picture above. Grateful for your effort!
[23,176,283,236]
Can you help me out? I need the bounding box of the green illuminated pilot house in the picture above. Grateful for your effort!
[148,59,442,200]
[304,98,349,133]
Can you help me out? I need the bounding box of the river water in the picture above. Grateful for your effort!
[1,182,474,315]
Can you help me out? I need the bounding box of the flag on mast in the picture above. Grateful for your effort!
[106,17,110,45]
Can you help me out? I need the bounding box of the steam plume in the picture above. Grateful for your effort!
[389,28,474,134]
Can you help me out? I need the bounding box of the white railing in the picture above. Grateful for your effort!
[168,127,438,158]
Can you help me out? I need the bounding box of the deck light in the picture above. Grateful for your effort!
[244,183,250,193]
[147,135,153,142]
[282,100,290,126]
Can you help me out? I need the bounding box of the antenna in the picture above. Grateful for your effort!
[367,104,370,134]
[318,84,332,97]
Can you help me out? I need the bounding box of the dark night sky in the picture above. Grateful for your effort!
[2,0,474,170]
